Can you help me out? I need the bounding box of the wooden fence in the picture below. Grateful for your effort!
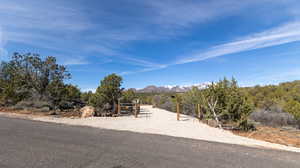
[117,100,140,118]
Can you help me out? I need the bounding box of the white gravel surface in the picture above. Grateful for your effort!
[2,105,300,153]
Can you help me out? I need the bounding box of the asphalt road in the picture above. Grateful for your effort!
[0,117,299,168]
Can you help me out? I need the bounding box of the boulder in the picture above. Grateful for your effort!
[207,119,218,128]
[80,106,95,118]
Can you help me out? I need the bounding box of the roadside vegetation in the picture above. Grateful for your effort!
[138,78,300,130]
[0,53,136,116]
[1,53,300,131]
[0,53,81,112]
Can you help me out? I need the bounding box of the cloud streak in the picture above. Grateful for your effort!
[175,21,300,65]
[120,21,300,75]
[0,27,8,60]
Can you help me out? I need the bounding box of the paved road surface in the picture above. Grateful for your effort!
[0,117,299,168]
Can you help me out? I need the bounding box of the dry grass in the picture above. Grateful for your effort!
[233,126,300,148]
[0,107,81,118]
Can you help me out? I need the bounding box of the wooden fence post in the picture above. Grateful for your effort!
[118,99,121,116]
[134,102,138,118]
[197,104,201,122]
[137,99,140,114]
[177,102,180,121]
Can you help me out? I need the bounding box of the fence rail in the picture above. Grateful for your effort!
[117,100,140,118]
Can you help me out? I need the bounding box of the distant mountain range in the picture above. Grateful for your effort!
[134,83,210,93]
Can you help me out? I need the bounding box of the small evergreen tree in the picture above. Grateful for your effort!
[91,74,123,108]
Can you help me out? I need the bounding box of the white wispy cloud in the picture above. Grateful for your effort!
[0,27,8,60]
[1,0,299,74]
[119,64,168,76]
[175,21,300,65]
[0,1,91,31]
[0,0,165,67]
[61,57,90,66]
[120,20,300,74]
[146,0,257,28]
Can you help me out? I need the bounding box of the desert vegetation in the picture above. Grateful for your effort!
[1,52,300,131]
[0,53,136,116]
[0,53,82,112]
[138,78,300,130]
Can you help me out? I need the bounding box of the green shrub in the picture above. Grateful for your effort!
[122,89,137,103]
[238,120,256,131]
[181,78,253,124]
[284,100,300,120]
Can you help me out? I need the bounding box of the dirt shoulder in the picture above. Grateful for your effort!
[233,126,300,148]
[0,107,81,118]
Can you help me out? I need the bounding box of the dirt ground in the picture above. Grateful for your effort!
[233,126,300,148]
[0,107,81,118]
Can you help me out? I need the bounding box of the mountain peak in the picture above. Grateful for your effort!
[137,83,210,93]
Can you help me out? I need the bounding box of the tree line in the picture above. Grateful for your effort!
[0,53,136,114]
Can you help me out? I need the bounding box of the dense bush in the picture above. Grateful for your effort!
[151,94,176,112]
[152,95,162,107]
[180,78,253,126]
[181,87,200,115]
[136,93,154,104]
[159,97,175,112]
[244,80,300,127]
[0,53,82,110]
[81,91,93,105]
[284,100,300,121]
[122,89,137,103]
[250,106,297,127]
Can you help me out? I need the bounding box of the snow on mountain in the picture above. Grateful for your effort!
[137,83,210,93]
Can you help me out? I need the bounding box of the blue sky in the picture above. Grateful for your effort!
[0,0,300,91]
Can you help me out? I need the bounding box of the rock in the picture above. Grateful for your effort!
[207,119,218,128]
[80,106,95,118]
